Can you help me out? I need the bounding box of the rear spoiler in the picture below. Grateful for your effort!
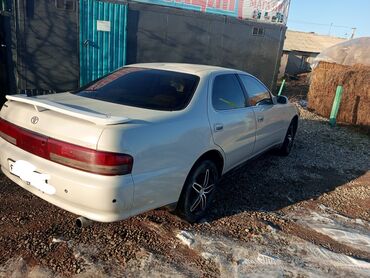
[6,95,131,126]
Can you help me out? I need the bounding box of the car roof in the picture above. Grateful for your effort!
[128,63,241,75]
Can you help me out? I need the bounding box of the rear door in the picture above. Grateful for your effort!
[207,73,256,171]
[79,0,128,86]
[238,74,286,153]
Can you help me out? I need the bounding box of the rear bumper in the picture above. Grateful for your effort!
[0,138,134,222]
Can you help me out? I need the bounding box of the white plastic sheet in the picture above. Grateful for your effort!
[311,37,370,68]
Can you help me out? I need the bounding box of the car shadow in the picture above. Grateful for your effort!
[205,117,369,222]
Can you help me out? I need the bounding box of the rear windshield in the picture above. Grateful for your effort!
[74,67,200,111]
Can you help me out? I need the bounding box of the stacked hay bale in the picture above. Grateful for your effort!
[307,62,370,126]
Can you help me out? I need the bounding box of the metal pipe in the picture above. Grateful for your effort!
[329,85,344,127]
[75,216,93,228]
[278,79,286,96]
[123,3,127,66]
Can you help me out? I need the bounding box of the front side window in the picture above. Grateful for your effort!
[74,67,199,111]
[212,74,246,110]
[238,75,272,106]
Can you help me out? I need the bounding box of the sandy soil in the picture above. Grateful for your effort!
[0,78,369,277]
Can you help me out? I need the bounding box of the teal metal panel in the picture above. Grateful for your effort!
[80,0,127,86]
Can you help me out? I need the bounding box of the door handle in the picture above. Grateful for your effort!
[257,116,264,122]
[83,40,92,47]
[83,40,99,49]
[214,124,223,131]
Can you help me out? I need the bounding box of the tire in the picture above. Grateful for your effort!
[177,160,219,223]
[278,120,297,156]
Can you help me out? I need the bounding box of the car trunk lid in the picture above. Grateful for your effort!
[1,94,131,149]
[0,94,135,175]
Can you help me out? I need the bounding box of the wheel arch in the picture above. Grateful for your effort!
[192,149,225,176]
[179,149,225,200]
[291,115,299,135]
[176,149,225,218]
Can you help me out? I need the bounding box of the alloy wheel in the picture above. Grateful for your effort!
[190,169,215,212]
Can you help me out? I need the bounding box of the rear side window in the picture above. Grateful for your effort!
[212,74,246,110]
[75,68,199,111]
[238,75,272,106]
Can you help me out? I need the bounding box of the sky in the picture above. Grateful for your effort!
[287,0,370,39]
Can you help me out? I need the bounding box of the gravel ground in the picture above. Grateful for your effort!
[0,81,369,277]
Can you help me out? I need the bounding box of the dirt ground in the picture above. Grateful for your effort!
[0,77,369,277]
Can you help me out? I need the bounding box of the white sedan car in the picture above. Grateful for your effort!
[0,63,298,225]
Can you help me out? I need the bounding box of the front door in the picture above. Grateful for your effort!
[238,74,286,153]
[79,0,127,86]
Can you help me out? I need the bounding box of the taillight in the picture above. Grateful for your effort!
[0,118,18,145]
[47,138,133,175]
[0,118,133,176]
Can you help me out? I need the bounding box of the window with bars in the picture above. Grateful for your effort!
[252,27,265,37]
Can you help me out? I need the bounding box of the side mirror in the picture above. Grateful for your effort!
[276,95,288,104]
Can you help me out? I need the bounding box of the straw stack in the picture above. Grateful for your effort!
[308,62,370,126]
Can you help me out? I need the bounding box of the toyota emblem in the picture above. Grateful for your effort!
[31,116,39,124]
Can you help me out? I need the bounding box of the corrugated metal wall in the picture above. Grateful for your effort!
[79,0,127,86]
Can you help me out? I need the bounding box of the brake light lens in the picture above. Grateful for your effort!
[0,118,18,145]
[0,118,133,176]
[47,138,133,175]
